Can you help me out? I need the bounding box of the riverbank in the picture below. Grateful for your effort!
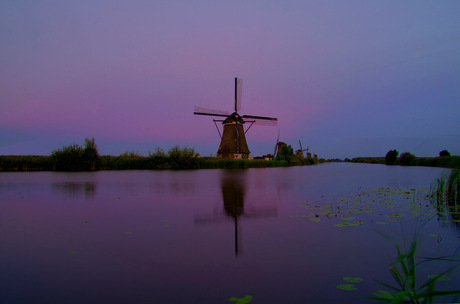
[0,154,322,172]
[349,156,460,169]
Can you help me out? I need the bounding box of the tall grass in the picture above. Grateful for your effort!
[368,234,460,303]
[430,169,460,209]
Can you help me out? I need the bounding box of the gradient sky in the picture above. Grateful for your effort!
[1,1,459,159]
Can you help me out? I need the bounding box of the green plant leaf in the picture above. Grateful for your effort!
[228,295,253,303]
[343,277,364,284]
[336,284,357,291]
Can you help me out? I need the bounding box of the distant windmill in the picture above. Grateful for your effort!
[296,140,309,157]
[194,78,278,159]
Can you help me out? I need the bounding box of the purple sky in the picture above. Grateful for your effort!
[1,1,459,159]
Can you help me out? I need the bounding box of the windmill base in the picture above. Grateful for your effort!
[218,153,253,160]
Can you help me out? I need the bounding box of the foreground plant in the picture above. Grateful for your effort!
[430,169,460,227]
[367,235,460,303]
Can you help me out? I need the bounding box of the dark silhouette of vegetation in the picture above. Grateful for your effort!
[367,234,460,303]
[439,149,451,157]
[430,169,460,211]
[385,149,399,165]
[351,155,460,169]
[50,137,99,171]
[276,144,294,162]
[0,138,323,171]
[0,155,52,171]
[399,152,416,166]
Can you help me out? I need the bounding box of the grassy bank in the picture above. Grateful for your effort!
[350,156,460,169]
[0,151,320,172]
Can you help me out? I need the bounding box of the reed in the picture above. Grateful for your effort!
[430,169,460,207]
[368,234,460,303]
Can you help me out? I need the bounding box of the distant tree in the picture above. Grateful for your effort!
[385,149,399,165]
[275,144,295,162]
[51,138,99,171]
[83,137,99,170]
[439,150,451,157]
[399,152,416,166]
[51,144,84,171]
[167,146,198,169]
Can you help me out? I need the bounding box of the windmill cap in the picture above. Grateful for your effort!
[223,112,245,124]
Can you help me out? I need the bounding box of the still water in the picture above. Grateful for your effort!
[1,163,459,303]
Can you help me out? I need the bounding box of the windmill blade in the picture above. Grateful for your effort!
[235,78,243,112]
[299,140,303,150]
[194,106,230,117]
[274,128,280,157]
[242,114,278,126]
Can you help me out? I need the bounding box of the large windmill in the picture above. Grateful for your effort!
[194,78,277,159]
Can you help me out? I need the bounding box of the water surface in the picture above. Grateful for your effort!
[1,163,459,303]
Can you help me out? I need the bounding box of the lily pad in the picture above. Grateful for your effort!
[342,216,356,221]
[336,284,357,291]
[69,251,78,255]
[335,222,359,227]
[343,277,364,283]
[229,295,253,303]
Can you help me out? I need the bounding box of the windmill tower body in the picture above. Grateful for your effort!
[194,78,277,159]
[218,117,250,158]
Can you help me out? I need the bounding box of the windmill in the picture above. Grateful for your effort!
[296,140,309,157]
[194,78,278,159]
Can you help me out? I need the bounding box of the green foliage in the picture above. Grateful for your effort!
[228,295,253,304]
[276,144,295,162]
[385,150,399,165]
[439,150,451,157]
[430,169,460,209]
[83,137,99,170]
[50,138,99,171]
[367,235,460,303]
[399,152,416,166]
[1,140,322,171]
[0,155,51,171]
[167,146,198,169]
[51,144,85,171]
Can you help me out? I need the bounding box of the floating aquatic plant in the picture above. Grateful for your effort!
[336,277,364,291]
[228,295,253,303]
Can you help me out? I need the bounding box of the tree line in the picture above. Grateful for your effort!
[350,149,459,169]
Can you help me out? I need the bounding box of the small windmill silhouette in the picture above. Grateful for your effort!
[296,140,309,157]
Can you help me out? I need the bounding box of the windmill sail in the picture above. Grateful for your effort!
[235,78,243,112]
[194,106,230,117]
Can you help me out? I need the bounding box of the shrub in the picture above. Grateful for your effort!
[399,152,416,166]
[385,149,399,165]
[439,150,451,157]
[167,146,198,169]
[50,138,99,171]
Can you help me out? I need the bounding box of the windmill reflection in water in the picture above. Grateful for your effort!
[195,170,277,256]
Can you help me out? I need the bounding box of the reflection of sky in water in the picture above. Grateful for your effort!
[0,164,458,304]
